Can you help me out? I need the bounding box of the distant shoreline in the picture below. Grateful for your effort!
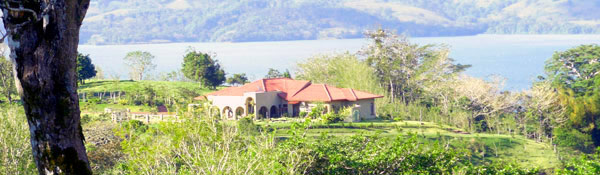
[80,34,600,46]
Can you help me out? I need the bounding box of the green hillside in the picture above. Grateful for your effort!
[80,0,600,44]
[260,119,561,170]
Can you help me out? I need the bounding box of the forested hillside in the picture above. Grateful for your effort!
[80,0,600,44]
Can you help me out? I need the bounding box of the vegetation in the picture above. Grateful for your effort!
[77,53,98,84]
[0,57,16,103]
[265,68,291,79]
[124,51,157,81]
[544,44,600,152]
[0,105,545,174]
[295,29,600,168]
[78,80,214,113]
[226,73,249,86]
[181,50,226,89]
[81,0,600,44]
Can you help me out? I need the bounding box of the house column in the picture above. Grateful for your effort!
[287,103,293,117]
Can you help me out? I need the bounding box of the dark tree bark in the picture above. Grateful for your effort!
[0,0,92,174]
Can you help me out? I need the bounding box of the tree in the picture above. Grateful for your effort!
[76,53,97,84]
[0,0,93,174]
[545,45,600,91]
[124,51,156,81]
[0,57,15,103]
[523,81,567,140]
[94,66,105,80]
[158,70,187,82]
[265,68,283,78]
[227,73,249,86]
[296,52,383,94]
[453,75,516,132]
[283,69,292,78]
[545,45,600,147]
[361,29,435,104]
[182,50,226,89]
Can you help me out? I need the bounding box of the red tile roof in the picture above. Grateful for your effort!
[204,78,383,102]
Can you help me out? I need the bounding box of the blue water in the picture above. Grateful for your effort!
[78,35,600,91]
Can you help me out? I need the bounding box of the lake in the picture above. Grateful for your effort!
[79,35,600,91]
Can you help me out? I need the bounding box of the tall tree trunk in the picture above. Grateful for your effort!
[389,78,395,104]
[1,0,92,174]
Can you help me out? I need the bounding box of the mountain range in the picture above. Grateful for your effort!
[80,0,600,45]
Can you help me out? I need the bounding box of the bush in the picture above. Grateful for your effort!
[121,120,148,134]
[88,97,101,104]
[299,111,307,117]
[557,147,600,174]
[293,134,539,174]
[554,127,595,152]
[321,112,343,124]
[118,99,129,105]
[238,117,261,135]
[81,114,92,124]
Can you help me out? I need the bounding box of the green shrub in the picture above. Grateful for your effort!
[238,117,261,135]
[321,112,343,124]
[121,120,148,134]
[118,99,129,105]
[88,97,101,104]
[299,111,307,117]
[557,147,600,175]
[554,127,595,152]
[81,114,92,124]
[292,134,539,175]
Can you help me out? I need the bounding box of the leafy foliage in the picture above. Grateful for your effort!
[0,57,16,103]
[123,51,156,81]
[181,50,226,89]
[77,53,97,84]
[0,105,36,174]
[265,68,286,78]
[226,73,248,86]
[544,44,600,150]
[558,147,600,175]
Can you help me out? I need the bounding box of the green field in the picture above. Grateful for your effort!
[79,80,214,96]
[78,80,216,113]
[255,119,561,170]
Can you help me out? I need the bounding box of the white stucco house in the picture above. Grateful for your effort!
[196,78,383,120]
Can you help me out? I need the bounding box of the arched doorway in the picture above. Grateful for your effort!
[222,106,233,119]
[246,97,255,115]
[258,106,268,119]
[270,105,279,118]
[235,107,244,118]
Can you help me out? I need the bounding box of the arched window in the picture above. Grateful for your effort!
[235,107,244,118]
[246,97,255,114]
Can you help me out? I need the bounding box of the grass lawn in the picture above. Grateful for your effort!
[78,80,215,97]
[80,103,156,114]
[255,119,560,170]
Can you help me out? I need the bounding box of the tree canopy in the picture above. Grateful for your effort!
[544,44,600,151]
[124,51,156,81]
[77,53,97,84]
[226,73,249,86]
[181,50,226,89]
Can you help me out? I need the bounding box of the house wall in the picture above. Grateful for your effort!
[355,99,376,119]
[207,95,246,120]
[300,99,377,120]
[254,91,285,118]
[208,93,377,120]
